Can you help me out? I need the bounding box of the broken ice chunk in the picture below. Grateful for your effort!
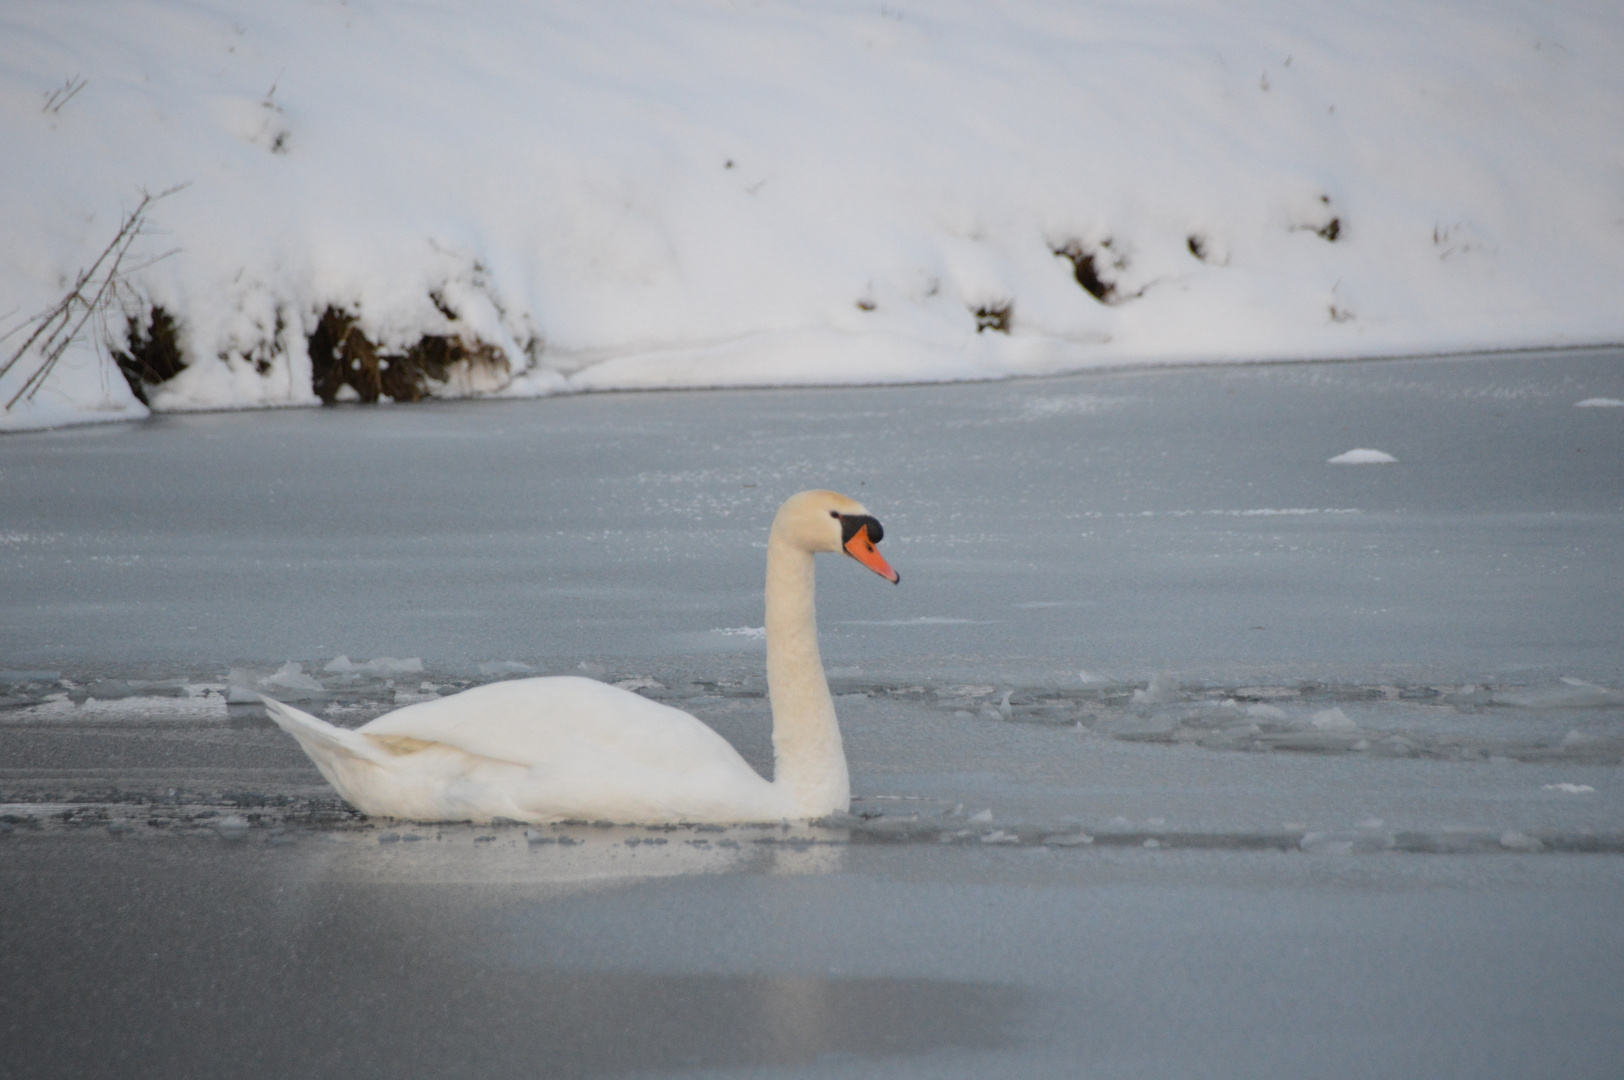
[1497,678,1623,709]
[214,815,250,840]
[1131,674,1182,708]
[1309,707,1357,731]
[265,662,324,690]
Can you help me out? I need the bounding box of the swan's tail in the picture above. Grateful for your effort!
[258,694,388,808]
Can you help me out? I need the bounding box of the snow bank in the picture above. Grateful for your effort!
[3,0,1622,429]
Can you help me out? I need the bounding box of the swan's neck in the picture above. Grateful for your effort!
[764,533,849,818]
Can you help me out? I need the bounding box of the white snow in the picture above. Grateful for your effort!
[4,0,1624,430]
[1574,397,1624,407]
[1542,783,1596,794]
[1328,448,1399,465]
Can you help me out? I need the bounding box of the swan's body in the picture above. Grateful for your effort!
[262,490,898,823]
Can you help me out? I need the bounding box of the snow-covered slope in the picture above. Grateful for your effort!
[3,0,1621,429]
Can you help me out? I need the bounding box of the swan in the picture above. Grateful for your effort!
[260,489,899,823]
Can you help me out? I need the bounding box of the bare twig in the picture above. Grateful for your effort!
[43,74,88,114]
[1,183,187,411]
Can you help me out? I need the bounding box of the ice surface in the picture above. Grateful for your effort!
[3,352,1620,689]
[3,352,1622,1078]
[5,832,1621,1079]
[5,692,228,723]
[4,2,1624,428]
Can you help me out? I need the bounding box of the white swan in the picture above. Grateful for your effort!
[260,489,899,823]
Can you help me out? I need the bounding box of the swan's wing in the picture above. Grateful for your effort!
[356,676,758,777]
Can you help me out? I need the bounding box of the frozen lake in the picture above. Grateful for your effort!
[3,349,1622,1077]
[2,348,1621,682]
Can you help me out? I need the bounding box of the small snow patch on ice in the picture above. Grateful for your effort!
[842,616,986,626]
[1497,678,1623,709]
[713,626,766,639]
[968,808,994,824]
[1328,448,1398,465]
[1131,674,1183,706]
[325,655,424,676]
[214,815,250,840]
[1561,729,1605,748]
[1309,707,1358,731]
[14,694,228,722]
[1542,783,1595,794]
[1574,398,1624,408]
[1017,394,1124,420]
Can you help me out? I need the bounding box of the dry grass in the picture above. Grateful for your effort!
[0,184,183,412]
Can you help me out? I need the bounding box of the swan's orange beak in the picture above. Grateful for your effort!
[845,524,900,584]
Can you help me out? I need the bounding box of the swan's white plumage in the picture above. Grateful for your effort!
[261,489,896,824]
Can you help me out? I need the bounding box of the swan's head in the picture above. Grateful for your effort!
[773,489,900,584]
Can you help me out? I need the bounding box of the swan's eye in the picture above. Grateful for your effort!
[830,510,840,518]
